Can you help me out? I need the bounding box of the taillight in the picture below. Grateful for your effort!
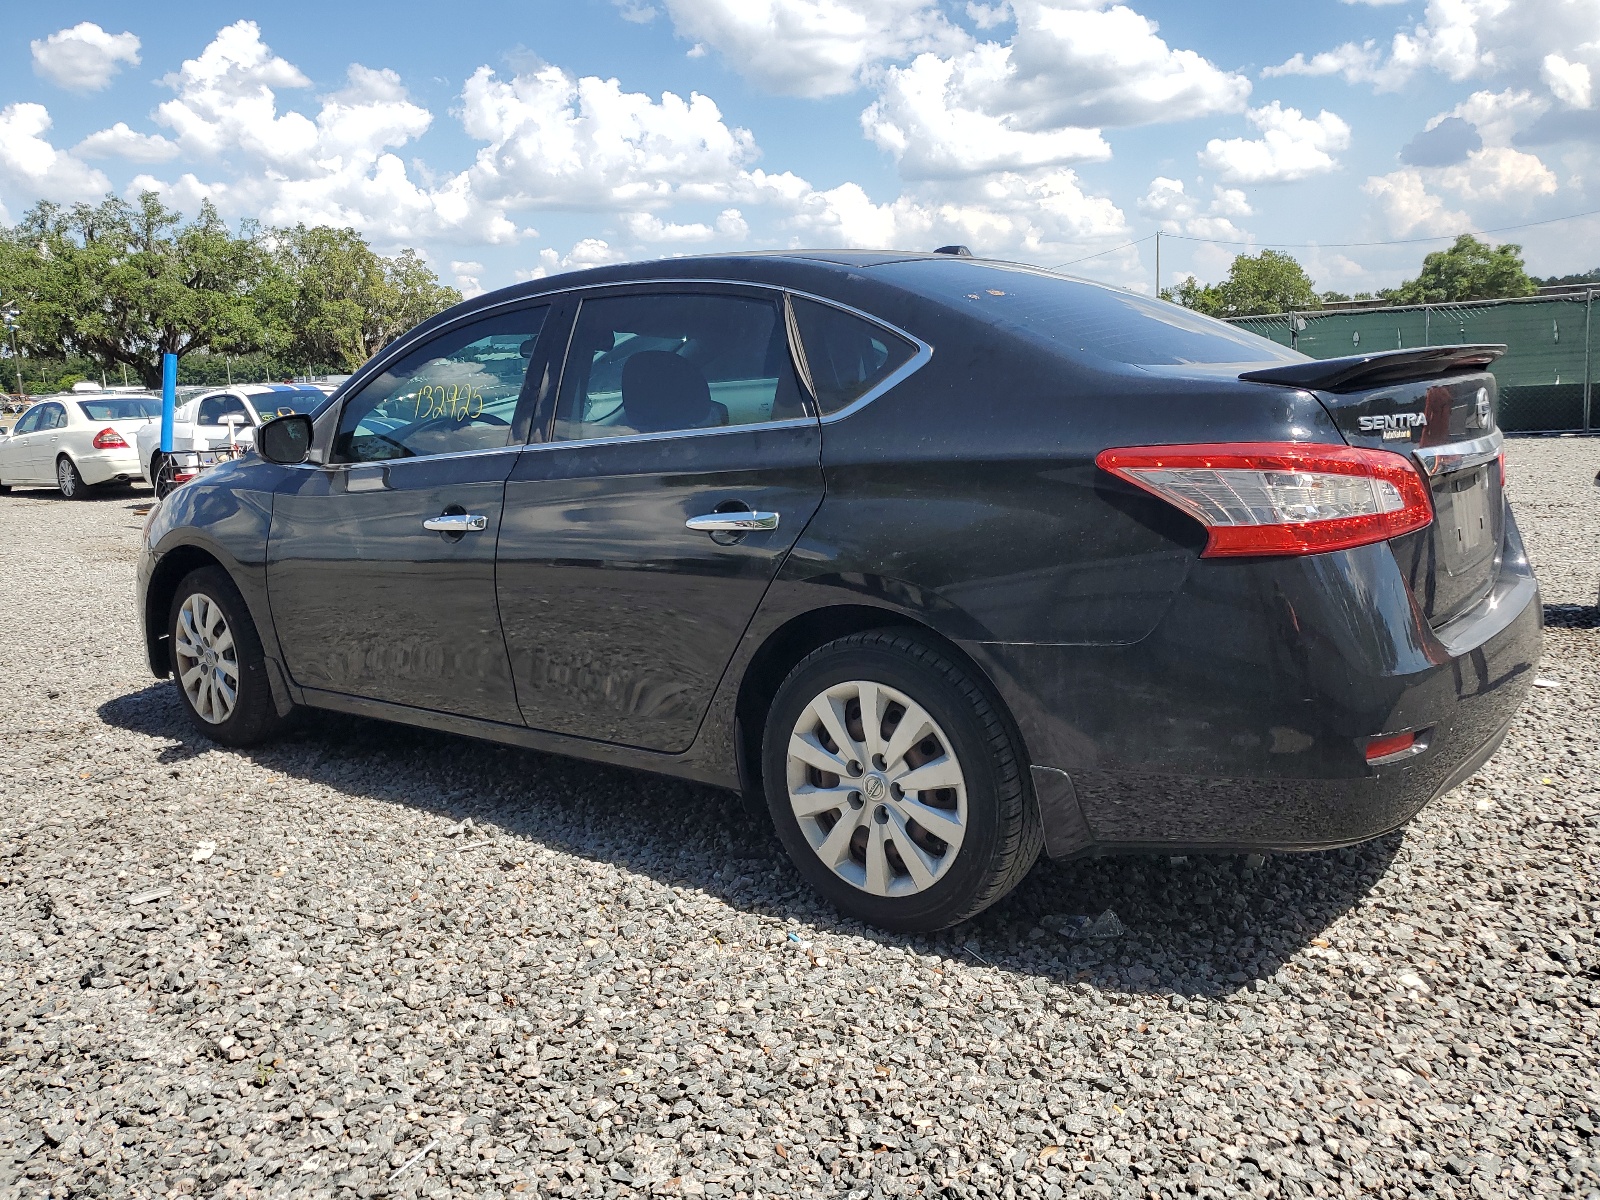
[92,427,129,450]
[1095,442,1434,558]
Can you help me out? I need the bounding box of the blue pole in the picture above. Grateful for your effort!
[160,353,176,453]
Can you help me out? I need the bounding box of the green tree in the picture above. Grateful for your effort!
[272,226,461,371]
[1,192,281,388]
[1385,234,1536,304]
[1164,250,1320,317]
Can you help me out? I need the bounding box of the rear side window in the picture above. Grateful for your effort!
[553,292,806,442]
[791,298,918,416]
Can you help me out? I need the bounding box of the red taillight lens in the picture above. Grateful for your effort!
[1095,442,1434,558]
[1365,731,1416,763]
[93,427,129,449]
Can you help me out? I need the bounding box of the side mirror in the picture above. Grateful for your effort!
[257,414,313,465]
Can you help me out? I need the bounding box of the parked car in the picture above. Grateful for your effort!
[0,392,159,497]
[134,383,333,494]
[135,252,1542,931]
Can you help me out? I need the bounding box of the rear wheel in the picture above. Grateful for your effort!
[762,630,1041,932]
[56,456,87,500]
[168,566,290,746]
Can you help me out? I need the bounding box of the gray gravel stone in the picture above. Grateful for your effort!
[0,435,1596,1199]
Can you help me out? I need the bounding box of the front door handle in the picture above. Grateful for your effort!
[423,513,488,532]
[685,511,780,533]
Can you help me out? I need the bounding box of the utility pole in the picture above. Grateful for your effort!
[1,305,21,396]
[1154,230,1161,298]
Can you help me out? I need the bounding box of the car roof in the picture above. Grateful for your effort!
[394,250,1090,349]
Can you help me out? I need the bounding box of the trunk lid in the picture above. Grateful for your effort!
[1306,368,1504,628]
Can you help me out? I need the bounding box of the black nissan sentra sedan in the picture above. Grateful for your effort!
[136,251,1541,931]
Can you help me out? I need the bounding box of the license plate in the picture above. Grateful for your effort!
[1443,468,1490,563]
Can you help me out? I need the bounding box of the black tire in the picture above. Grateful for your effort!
[55,455,88,500]
[152,453,181,500]
[762,630,1041,932]
[167,566,291,746]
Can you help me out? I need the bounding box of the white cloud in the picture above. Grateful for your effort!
[1542,53,1594,108]
[861,50,1110,179]
[614,0,660,23]
[460,65,758,210]
[966,2,1011,29]
[777,168,1127,257]
[527,238,630,279]
[1364,169,1471,236]
[0,103,111,202]
[30,22,141,93]
[1198,102,1351,184]
[155,20,316,163]
[451,260,485,297]
[1268,0,1600,98]
[139,23,514,246]
[1137,176,1251,241]
[1437,146,1558,200]
[74,123,180,163]
[618,208,750,243]
[996,0,1251,128]
[657,0,964,97]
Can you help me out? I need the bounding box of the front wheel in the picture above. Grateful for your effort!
[168,566,291,746]
[762,630,1041,932]
[56,456,88,499]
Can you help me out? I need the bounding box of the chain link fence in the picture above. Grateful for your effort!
[1227,293,1596,433]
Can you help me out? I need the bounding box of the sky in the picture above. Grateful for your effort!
[2,0,1599,299]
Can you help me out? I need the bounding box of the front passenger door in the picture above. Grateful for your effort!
[267,303,551,721]
[0,406,45,484]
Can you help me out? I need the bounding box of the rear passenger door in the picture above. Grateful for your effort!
[497,284,824,752]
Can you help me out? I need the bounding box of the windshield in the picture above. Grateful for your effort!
[251,387,328,417]
[77,398,161,420]
[880,259,1304,367]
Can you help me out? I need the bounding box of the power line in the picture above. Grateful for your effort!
[1161,206,1600,250]
[1049,234,1154,270]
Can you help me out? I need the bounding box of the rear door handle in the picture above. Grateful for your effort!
[423,513,488,532]
[685,511,780,532]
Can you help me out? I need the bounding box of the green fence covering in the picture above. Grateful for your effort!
[1228,294,1596,433]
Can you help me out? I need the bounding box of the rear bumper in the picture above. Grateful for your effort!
[972,511,1542,857]
[74,448,142,486]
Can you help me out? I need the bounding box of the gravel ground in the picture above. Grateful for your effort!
[0,435,1596,1200]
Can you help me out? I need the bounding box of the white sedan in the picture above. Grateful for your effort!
[134,383,331,491]
[0,393,159,498]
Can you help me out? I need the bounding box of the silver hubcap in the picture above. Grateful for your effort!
[57,461,73,494]
[786,680,967,898]
[175,593,238,725]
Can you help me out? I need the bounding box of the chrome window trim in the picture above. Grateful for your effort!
[522,415,820,456]
[340,278,932,439]
[287,443,527,472]
[1412,430,1503,477]
[313,276,934,468]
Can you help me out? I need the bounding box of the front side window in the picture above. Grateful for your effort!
[790,297,919,416]
[197,394,252,426]
[553,292,805,442]
[77,398,161,421]
[333,306,548,463]
[11,408,43,435]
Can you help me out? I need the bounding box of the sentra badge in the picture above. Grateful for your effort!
[1358,411,1428,440]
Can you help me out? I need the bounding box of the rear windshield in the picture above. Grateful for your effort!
[880,260,1302,367]
[252,388,328,416]
[77,398,160,420]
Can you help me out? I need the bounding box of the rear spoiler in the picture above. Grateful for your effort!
[1238,344,1506,393]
